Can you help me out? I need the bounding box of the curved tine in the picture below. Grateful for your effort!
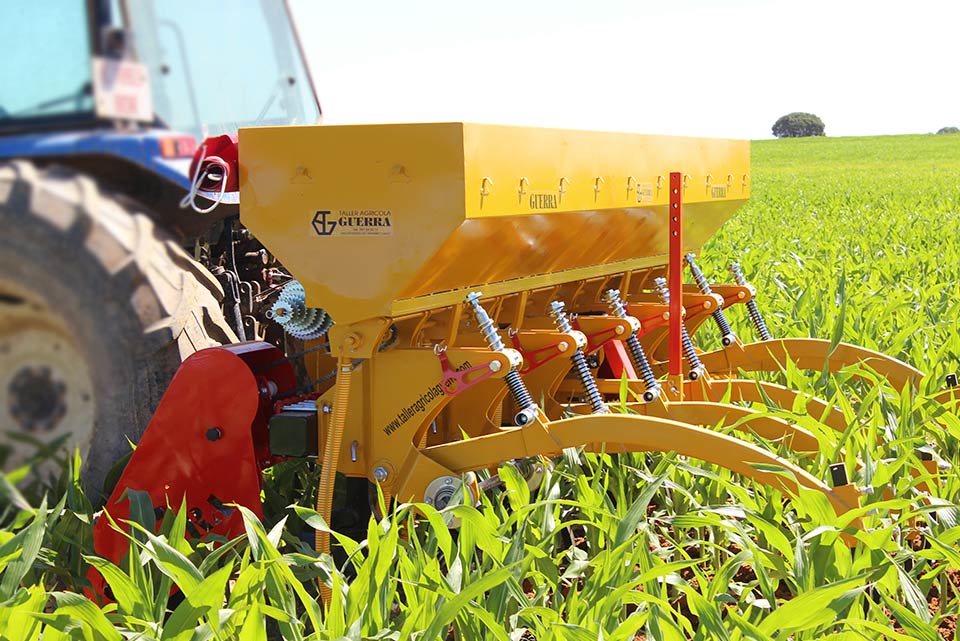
[696,338,924,392]
[412,413,859,518]
[687,378,850,434]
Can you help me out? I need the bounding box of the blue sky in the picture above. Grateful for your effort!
[289,0,958,140]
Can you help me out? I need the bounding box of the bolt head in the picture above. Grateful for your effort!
[206,427,222,441]
[489,360,502,372]
[558,341,569,352]
[424,497,433,505]
[373,466,389,482]
[615,326,624,335]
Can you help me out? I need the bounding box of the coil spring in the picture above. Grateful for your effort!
[465,292,506,351]
[729,263,773,341]
[548,301,607,413]
[603,289,660,401]
[652,277,705,380]
[504,370,536,411]
[685,254,735,345]
[466,292,538,424]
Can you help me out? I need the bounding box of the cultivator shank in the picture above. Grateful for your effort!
[92,123,955,600]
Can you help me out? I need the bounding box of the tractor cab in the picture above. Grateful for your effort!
[0,0,320,195]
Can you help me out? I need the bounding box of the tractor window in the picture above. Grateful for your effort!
[125,0,320,141]
[0,1,94,122]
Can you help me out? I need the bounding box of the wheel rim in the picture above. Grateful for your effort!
[0,289,95,476]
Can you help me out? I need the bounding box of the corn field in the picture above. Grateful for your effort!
[2,132,960,640]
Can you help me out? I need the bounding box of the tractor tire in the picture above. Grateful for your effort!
[0,161,236,501]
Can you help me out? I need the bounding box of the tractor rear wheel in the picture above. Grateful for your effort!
[0,161,236,501]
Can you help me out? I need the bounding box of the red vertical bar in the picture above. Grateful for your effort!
[668,172,683,376]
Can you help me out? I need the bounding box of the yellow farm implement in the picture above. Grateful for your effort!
[89,123,956,600]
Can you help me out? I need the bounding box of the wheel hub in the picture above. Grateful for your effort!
[0,298,95,471]
[8,365,68,432]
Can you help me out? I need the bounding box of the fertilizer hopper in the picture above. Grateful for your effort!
[238,123,751,326]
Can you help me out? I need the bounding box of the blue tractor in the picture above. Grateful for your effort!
[0,1,321,498]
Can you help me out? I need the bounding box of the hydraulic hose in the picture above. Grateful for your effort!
[315,357,353,605]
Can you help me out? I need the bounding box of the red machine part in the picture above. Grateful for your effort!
[668,172,684,377]
[87,342,295,601]
[187,133,239,192]
[509,333,567,374]
[437,349,498,395]
[601,341,638,380]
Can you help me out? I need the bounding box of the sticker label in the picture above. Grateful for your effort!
[92,57,153,122]
[636,183,654,205]
[312,209,393,237]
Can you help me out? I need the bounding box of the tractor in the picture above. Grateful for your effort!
[0,1,319,497]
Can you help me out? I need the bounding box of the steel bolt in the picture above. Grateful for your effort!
[205,427,222,441]
[373,466,389,482]
[489,360,502,372]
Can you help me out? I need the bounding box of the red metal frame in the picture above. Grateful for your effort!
[437,350,498,395]
[87,342,295,602]
[509,334,567,374]
[635,311,670,337]
[601,340,638,380]
[668,172,683,376]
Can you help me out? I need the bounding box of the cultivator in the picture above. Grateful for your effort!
[90,123,955,599]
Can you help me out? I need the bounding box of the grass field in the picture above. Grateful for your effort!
[2,133,959,640]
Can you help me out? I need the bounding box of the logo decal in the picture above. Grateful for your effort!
[527,192,559,210]
[312,210,337,236]
[312,210,393,237]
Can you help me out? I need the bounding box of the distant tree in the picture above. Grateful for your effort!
[772,112,826,138]
[937,126,959,134]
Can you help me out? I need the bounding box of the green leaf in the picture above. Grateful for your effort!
[758,576,866,638]
[83,555,149,620]
[45,591,123,641]
[125,522,204,595]
[238,601,267,641]
[422,566,515,639]
[161,561,235,641]
[879,593,941,641]
[614,470,669,547]
[0,497,47,600]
